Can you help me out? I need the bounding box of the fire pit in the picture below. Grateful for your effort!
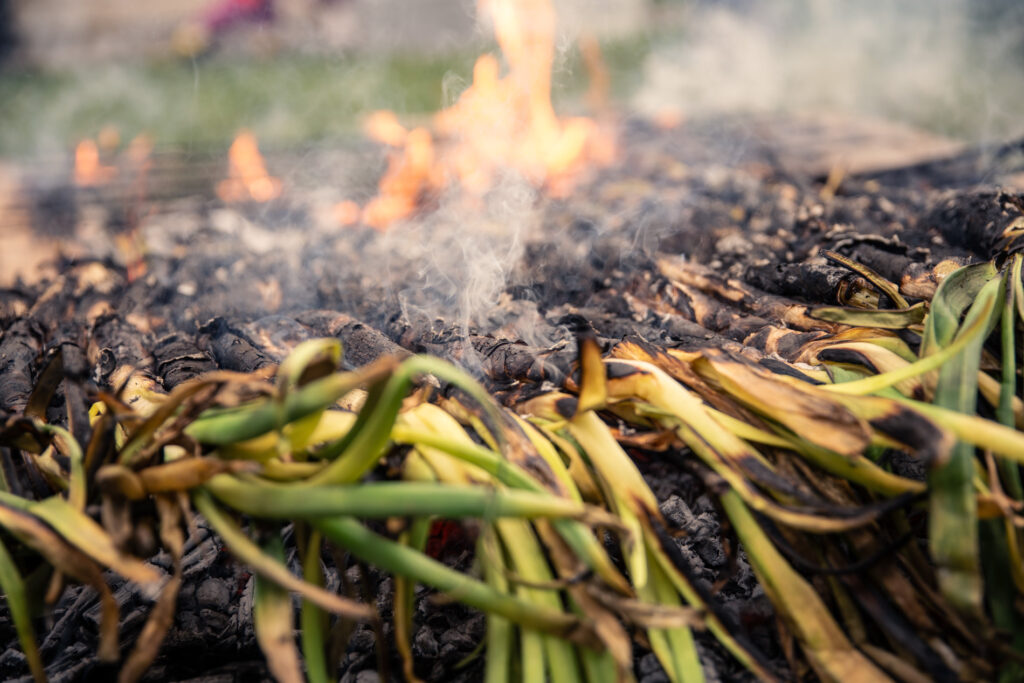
[2,2,1024,682]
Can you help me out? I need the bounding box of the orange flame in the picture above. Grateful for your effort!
[217,131,282,203]
[341,0,615,230]
[73,139,117,187]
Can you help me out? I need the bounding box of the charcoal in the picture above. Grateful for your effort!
[0,288,31,329]
[466,335,572,385]
[1,113,1017,682]
[152,333,217,388]
[0,647,27,673]
[27,262,126,334]
[339,665,382,683]
[0,318,44,413]
[925,190,1024,259]
[840,242,919,284]
[413,625,439,659]
[196,318,274,373]
[87,313,155,385]
[196,578,231,610]
[639,670,671,683]
[744,260,852,304]
[295,310,411,367]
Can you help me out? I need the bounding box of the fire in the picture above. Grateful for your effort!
[362,126,441,230]
[71,131,153,280]
[342,0,615,230]
[73,139,117,187]
[217,131,282,203]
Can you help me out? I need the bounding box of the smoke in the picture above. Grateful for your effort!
[350,0,1024,354]
[14,0,1024,359]
[634,0,1024,142]
[344,172,542,355]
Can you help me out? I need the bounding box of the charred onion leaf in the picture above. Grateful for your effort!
[2,254,1024,681]
[809,302,927,329]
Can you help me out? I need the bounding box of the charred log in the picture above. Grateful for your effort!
[925,190,1024,259]
[295,310,411,367]
[416,335,573,387]
[196,318,274,374]
[0,319,44,413]
[152,334,218,388]
[744,260,861,305]
[87,313,154,389]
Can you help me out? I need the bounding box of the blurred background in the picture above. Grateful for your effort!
[1,0,1023,158]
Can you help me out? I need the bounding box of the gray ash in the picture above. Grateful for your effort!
[1,114,1021,681]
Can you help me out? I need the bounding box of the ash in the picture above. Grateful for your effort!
[1,113,1022,681]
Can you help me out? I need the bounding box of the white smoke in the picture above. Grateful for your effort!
[353,172,540,364]
[634,0,1024,143]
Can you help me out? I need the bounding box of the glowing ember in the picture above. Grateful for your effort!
[341,0,615,229]
[217,131,282,203]
[73,139,117,187]
[652,109,685,131]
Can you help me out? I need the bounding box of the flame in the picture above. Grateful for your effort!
[362,127,441,230]
[364,110,409,148]
[217,131,282,203]
[71,131,152,279]
[341,0,615,229]
[334,200,362,227]
[73,139,117,187]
